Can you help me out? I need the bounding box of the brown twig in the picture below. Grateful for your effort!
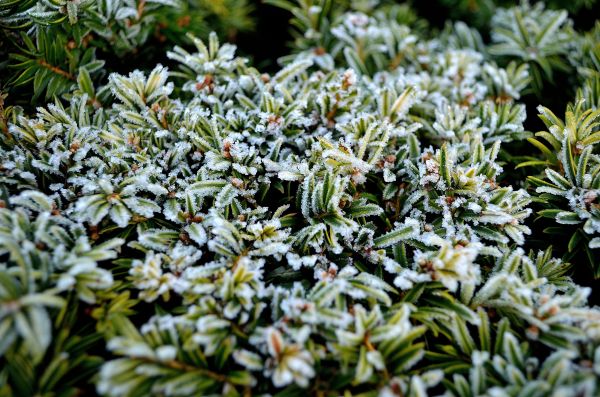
[37,59,75,81]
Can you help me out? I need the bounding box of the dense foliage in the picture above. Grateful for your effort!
[0,0,254,103]
[0,1,599,396]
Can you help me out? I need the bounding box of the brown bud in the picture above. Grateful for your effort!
[69,141,80,153]
[177,15,191,27]
[223,141,233,159]
[179,232,191,244]
[231,178,244,188]
[191,215,204,223]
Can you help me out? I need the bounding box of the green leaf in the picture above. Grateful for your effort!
[440,143,451,186]
[373,222,418,248]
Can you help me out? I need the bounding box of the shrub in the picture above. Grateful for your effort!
[0,1,599,396]
[0,0,253,103]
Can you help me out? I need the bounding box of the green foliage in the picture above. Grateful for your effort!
[435,0,598,27]
[0,0,254,103]
[489,1,574,94]
[0,1,599,396]
[523,100,600,276]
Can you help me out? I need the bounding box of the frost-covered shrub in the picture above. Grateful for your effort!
[0,1,599,396]
[0,0,254,102]
[525,99,600,277]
